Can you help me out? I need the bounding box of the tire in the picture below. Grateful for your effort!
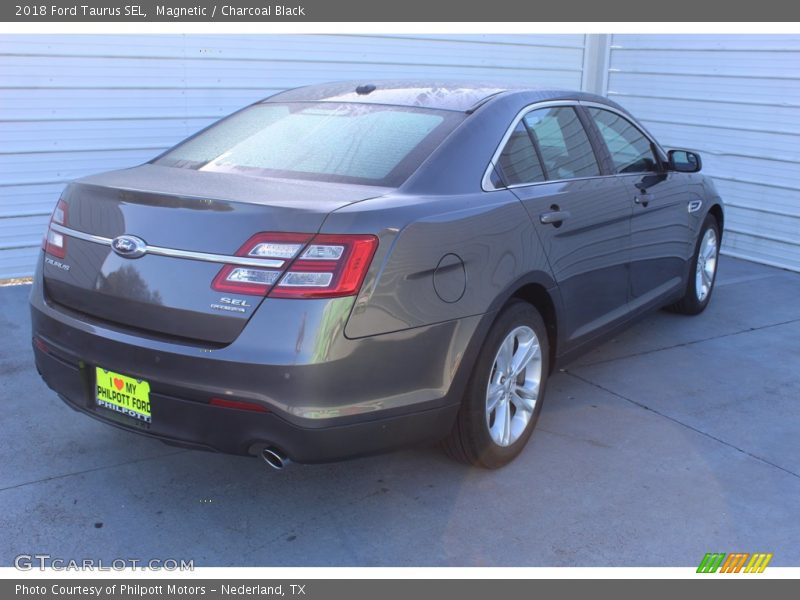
[667,214,721,316]
[442,300,549,468]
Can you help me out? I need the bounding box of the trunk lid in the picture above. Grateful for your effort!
[42,164,388,344]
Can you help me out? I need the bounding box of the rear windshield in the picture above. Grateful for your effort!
[153,102,464,187]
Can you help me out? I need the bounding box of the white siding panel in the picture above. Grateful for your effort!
[0,34,587,59]
[714,179,799,219]
[0,88,271,121]
[608,72,800,105]
[723,232,800,272]
[0,34,587,279]
[638,120,799,162]
[0,119,210,154]
[0,56,582,89]
[610,34,800,51]
[378,34,585,47]
[0,214,49,250]
[727,208,800,243]
[610,50,800,78]
[0,184,66,218]
[610,96,800,136]
[5,34,796,278]
[0,149,156,187]
[609,34,800,272]
[0,246,41,280]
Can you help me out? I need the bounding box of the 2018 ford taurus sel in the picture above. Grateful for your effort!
[30,81,723,469]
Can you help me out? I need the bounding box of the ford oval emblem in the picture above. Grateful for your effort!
[111,235,147,259]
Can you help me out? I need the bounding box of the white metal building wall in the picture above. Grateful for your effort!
[2,34,798,279]
[0,34,586,279]
[605,34,800,272]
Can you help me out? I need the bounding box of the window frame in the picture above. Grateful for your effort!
[482,100,666,192]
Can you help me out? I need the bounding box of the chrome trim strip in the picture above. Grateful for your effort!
[145,246,285,268]
[50,223,286,268]
[481,99,666,192]
[51,223,111,245]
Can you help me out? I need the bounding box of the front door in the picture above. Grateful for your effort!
[585,106,690,307]
[494,105,633,347]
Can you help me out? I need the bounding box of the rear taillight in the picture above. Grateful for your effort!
[211,233,378,299]
[43,199,68,258]
[270,234,378,299]
[211,233,312,296]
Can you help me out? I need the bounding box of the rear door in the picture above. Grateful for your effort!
[584,106,690,306]
[493,104,633,346]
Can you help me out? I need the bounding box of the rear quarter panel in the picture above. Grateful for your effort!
[324,191,554,339]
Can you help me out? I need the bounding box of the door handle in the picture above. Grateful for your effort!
[539,210,571,225]
[634,193,653,207]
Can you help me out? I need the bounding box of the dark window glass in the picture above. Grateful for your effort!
[523,107,600,180]
[154,102,464,187]
[588,107,659,174]
[496,123,546,186]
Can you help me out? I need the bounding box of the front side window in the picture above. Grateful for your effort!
[154,102,464,187]
[587,108,659,174]
[523,107,601,180]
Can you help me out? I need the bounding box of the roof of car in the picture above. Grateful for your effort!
[263,80,600,112]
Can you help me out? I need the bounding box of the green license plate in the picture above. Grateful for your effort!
[95,367,151,423]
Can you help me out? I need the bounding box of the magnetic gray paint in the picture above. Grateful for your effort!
[30,81,724,462]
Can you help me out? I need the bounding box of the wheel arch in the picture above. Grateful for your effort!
[708,203,724,239]
[509,283,559,374]
[476,270,561,375]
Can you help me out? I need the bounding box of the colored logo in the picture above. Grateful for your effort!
[697,552,772,573]
[111,235,147,259]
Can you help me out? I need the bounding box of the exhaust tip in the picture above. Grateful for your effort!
[261,447,289,470]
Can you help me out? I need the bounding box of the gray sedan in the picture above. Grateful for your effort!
[31,81,723,469]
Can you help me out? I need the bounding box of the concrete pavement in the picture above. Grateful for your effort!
[1,256,798,566]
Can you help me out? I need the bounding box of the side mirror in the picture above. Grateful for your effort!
[668,149,702,173]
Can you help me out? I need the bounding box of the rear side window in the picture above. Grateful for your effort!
[523,107,600,180]
[588,107,659,174]
[154,102,464,187]
[496,123,546,186]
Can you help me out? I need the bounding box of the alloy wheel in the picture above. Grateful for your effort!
[695,228,719,302]
[485,326,543,447]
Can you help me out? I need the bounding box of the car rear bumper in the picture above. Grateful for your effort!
[30,273,483,462]
[34,342,459,462]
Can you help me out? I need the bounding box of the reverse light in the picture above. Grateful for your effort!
[211,232,378,298]
[43,199,68,258]
[248,242,304,259]
[280,271,334,288]
[226,268,281,286]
